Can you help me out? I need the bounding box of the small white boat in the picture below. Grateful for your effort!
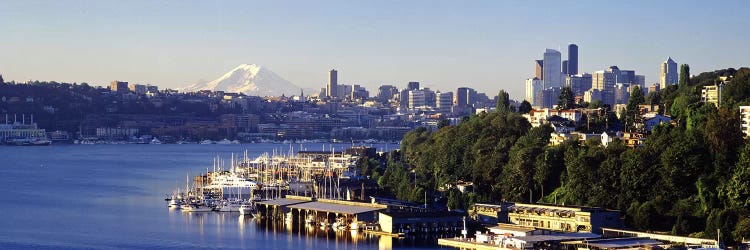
[216,139,232,144]
[182,204,212,212]
[150,138,162,144]
[214,201,241,212]
[239,204,254,215]
[199,140,214,144]
[168,197,181,208]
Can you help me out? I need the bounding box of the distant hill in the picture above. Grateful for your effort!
[184,64,302,97]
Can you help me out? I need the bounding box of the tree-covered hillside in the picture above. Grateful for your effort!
[384,67,750,244]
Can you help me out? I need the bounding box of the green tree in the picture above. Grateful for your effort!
[518,100,532,114]
[496,89,510,112]
[557,87,575,110]
[734,218,750,244]
[722,143,750,209]
[588,100,603,109]
[625,85,644,132]
[679,64,690,89]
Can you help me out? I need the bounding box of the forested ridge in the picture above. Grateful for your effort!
[364,67,750,244]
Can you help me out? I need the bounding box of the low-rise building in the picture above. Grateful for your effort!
[620,132,645,147]
[378,210,464,234]
[601,131,623,147]
[742,106,750,137]
[506,203,622,233]
[643,114,671,132]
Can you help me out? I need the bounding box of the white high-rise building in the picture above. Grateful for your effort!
[408,90,426,110]
[525,77,543,108]
[543,49,563,89]
[740,106,750,137]
[660,57,678,90]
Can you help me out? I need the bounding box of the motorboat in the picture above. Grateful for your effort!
[168,197,182,209]
[214,200,241,212]
[239,204,254,215]
[150,138,162,144]
[182,204,212,212]
[199,140,214,144]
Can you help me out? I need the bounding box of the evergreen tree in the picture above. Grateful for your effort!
[625,86,644,131]
[496,89,510,112]
[557,87,575,109]
[679,64,690,89]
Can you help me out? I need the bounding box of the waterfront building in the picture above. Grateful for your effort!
[471,203,513,224]
[660,57,678,90]
[568,44,578,75]
[562,60,568,75]
[327,69,338,98]
[0,114,48,142]
[507,203,622,233]
[740,106,750,137]
[701,84,722,107]
[535,60,544,80]
[543,49,563,89]
[378,211,464,234]
[525,78,543,108]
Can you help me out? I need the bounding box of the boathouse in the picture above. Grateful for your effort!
[287,198,387,225]
[378,210,464,234]
[255,196,312,219]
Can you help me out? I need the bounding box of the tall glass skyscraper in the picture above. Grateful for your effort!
[568,44,578,75]
[327,69,338,98]
[660,57,678,89]
[543,49,562,89]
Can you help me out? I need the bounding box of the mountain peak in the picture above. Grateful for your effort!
[184,64,300,97]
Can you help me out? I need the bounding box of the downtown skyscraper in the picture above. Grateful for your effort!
[327,69,338,98]
[567,44,578,75]
[543,49,563,89]
[660,57,678,89]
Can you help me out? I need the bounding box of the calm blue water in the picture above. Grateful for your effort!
[0,143,448,249]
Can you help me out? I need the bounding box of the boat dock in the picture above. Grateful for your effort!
[437,238,506,250]
[255,195,387,227]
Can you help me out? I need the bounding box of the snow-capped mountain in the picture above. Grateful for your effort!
[184,64,301,97]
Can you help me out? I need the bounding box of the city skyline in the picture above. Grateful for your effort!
[1,1,749,100]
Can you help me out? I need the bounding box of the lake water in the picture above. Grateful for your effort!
[0,143,450,249]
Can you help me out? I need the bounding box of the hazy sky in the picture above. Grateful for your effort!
[1,0,748,100]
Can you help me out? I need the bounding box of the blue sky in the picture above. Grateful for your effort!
[1,0,748,99]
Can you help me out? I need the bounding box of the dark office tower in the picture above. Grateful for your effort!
[535,60,544,80]
[568,44,578,75]
[408,81,420,91]
[562,60,569,75]
[327,69,338,98]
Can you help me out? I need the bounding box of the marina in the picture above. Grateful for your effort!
[0,143,450,249]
